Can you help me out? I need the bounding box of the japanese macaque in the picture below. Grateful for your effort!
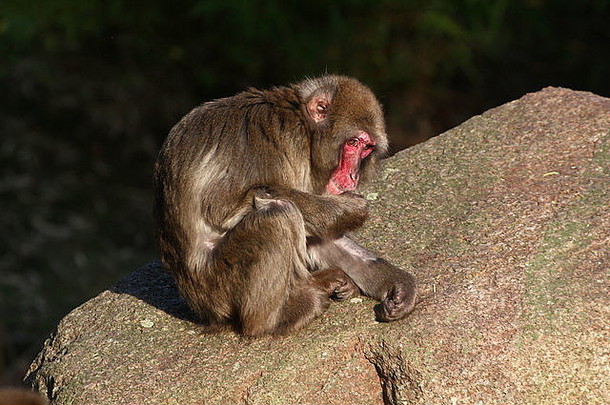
[154,75,416,336]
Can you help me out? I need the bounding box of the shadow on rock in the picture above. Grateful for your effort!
[109,260,196,323]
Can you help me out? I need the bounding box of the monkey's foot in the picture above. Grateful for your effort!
[312,267,359,301]
[329,276,359,301]
[374,282,416,322]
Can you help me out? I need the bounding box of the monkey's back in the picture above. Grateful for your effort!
[154,88,315,262]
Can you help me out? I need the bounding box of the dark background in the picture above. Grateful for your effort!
[1,0,609,384]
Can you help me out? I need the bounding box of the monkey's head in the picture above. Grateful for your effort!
[296,76,388,195]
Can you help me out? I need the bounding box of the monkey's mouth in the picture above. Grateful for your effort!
[325,132,376,195]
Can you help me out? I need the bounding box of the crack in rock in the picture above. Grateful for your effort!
[364,340,423,405]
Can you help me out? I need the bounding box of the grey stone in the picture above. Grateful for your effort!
[26,87,610,404]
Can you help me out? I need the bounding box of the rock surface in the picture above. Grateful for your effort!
[26,88,609,404]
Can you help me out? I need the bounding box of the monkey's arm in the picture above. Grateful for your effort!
[259,186,368,238]
[314,236,416,321]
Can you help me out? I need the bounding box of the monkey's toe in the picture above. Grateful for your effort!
[331,277,359,301]
[312,267,359,300]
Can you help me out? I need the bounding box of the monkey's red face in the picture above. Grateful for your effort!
[325,131,376,195]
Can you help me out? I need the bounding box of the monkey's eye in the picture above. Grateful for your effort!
[317,103,327,113]
[347,138,360,147]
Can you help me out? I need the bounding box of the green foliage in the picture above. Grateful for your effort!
[0,0,609,380]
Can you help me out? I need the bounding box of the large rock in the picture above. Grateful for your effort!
[26,88,609,404]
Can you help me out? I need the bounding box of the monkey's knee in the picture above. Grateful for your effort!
[252,190,296,213]
[244,195,306,244]
[254,197,294,213]
[225,193,304,250]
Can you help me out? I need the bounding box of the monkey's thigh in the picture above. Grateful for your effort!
[221,198,320,335]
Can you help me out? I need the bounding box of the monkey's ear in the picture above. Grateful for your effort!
[306,95,331,123]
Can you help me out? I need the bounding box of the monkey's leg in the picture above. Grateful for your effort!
[217,197,333,336]
[313,236,416,322]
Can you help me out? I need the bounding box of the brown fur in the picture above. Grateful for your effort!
[0,388,47,405]
[154,75,415,336]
